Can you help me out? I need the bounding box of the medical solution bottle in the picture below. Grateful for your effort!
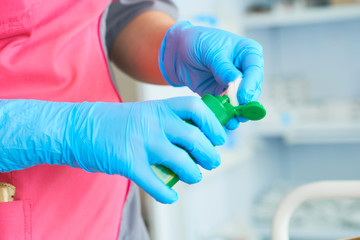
[151,94,266,187]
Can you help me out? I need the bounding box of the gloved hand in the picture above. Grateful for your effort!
[159,21,264,129]
[0,97,226,203]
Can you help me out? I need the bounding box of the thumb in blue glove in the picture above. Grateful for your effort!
[159,21,264,130]
[0,97,226,204]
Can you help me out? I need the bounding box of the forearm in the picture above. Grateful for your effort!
[0,99,73,172]
[110,11,175,85]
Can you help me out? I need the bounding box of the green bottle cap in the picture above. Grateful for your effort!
[201,94,266,126]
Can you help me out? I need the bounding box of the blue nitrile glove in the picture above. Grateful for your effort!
[0,97,226,203]
[159,21,264,130]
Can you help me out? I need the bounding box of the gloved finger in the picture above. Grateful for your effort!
[225,116,249,130]
[166,97,226,146]
[232,87,260,128]
[149,141,203,184]
[210,54,242,86]
[237,68,263,104]
[236,116,248,123]
[192,75,227,97]
[252,86,262,102]
[166,122,221,170]
[134,166,178,204]
[236,47,264,105]
[224,118,239,130]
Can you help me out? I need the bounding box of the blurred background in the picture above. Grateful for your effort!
[112,0,360,239]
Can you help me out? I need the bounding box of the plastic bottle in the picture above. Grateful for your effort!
[151,94,266,187]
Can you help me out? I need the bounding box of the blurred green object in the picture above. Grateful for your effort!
[152,94,266,187]
[202,94,266,124]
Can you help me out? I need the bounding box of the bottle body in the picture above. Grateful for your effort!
[151,94,232,187]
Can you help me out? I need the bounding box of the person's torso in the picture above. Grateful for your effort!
[0,0,130,239]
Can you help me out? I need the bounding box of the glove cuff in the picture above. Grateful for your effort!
[158,21,193,87]
[0,100,75,172]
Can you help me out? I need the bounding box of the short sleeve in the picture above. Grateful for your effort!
[105,0,178,52]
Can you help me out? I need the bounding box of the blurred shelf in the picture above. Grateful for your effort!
[256,223,360,240]
[244,4,360,29]
[283,122,360,144]
[207,218,360,240]
[257,122,360,144]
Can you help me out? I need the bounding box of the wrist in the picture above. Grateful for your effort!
[62,102,99,172]
[158,21,193,87]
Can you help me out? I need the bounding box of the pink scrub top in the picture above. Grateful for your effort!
[0,0,130,239]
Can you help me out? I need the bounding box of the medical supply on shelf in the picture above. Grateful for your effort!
[151,94,267,187]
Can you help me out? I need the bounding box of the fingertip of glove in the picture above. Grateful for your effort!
[168,193,179,204]
[237,86,258,104]
[218,125,228,144]
[237,116,248,123]
[237,96,252,106]
[184,171,203,185]
[161,190,178,204]
[205,152,222,171]
[194,172,203,183]
[215,132,226,146]
[212,156,221,169]
[225,118,239,130]
[207,119,226,146]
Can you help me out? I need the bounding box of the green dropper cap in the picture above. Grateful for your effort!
[152,94,266,187]
[201,94,266,126]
